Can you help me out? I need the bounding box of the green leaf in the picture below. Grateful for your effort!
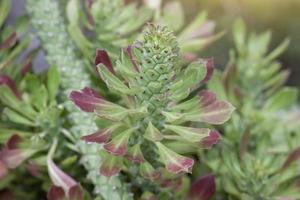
[3,108,36,126]
[32,85,48,111]
[265,38,290,63]
[66,0,80,25]
[97,64,142,95]
[233,19,246,55]
[164,124,210,143]
[47,66,60,103]
[0,0,10,28]
[264,87,298,111]
[207,70,227,101]
[161,1,184,32]
[67,24,93,58]
[178,12,207,41]
[145,122,163,141]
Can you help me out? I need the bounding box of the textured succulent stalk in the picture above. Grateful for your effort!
[25,0,131,199]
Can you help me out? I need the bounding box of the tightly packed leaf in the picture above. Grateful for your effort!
[70,24,234,179]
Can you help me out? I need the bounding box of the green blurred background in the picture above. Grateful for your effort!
[9,0,300,85]
[179,0,300,86]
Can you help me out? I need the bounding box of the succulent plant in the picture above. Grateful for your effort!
[70,24,234,195]
[26,0,132,199]
[0,67,62,199]
[203,19,300,199]
[0,0,32,80]
[67,0,152,60]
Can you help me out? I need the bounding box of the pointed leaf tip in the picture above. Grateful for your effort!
[200,130,221,148]
[188,174,216,200]
[0,74,22,100]
[69,185,84,200]
[126,144,145,163]
[196,90,235,124]
[47,158,77,193]
[103,129,132,156]
[100,155,122,177]
[156,142,194,174]
[47,185,65,200]
[95,49,115,74]
[81,128,113,144]
[69,87,103,112]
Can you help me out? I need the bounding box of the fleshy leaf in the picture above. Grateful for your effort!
[145,122,163,141]
[68,185,84,200]
[95,49,115,74]
[156,142,194,174]
[47,185,65,200]
[187,174,216,200]
[6,134,21,149]
[69,87,104,112]
[140,161,160,181]
[164,124,210,143]
[47,157,77,193]
[185,90,235,124]
[103,129,133,156]
[200,130,221,149]
[97,64,142,95]
[0,74,22,100]
[100,155,122,177]
[0,149,36,169]
[126,144,145,163]
[81,126,116,144]
[126,45,139,72]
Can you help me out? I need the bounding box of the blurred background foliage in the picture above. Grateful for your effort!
[8,0,300,85]
[178,0,300,86]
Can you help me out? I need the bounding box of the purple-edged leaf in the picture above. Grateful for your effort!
[145,122,163,141]
[100,155,122,177]
[103,129,132,156]
[68,185,84,200]
[81,128,113,144]
[0,74,22,100]
[126,45,139,72]
[200,130,221,149]
[69,87,104,112]
[47,157,77,193]
[47,185,65,200]
[282,147,300,169]
[201,58,214,83]
[0,161,8,179]
[126,144,145,163]
[0,32,17,50]
[5,134,21,149]
[185,90,234,124]
[156,142,194,174]
[164,124,210,143]
[0,149,36,169]
[140,161,161,181]
[95,49,115,74]
[187,174,216,200]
